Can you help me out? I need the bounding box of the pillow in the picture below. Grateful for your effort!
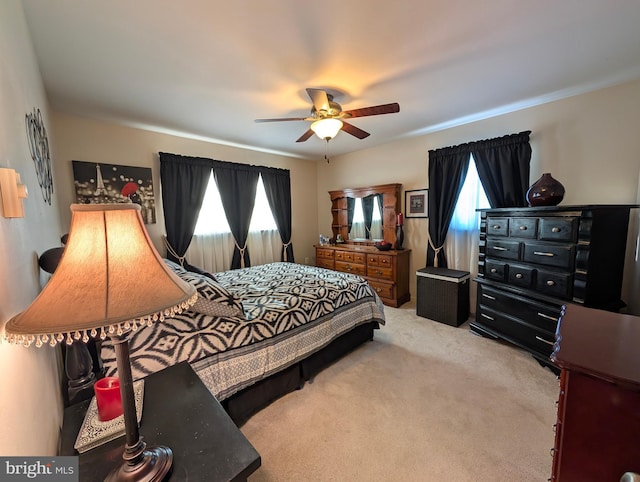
[164,260,244,318]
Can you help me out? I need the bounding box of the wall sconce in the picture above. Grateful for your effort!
[0,168,28,218]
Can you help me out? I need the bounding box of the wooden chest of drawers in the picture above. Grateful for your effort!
[550,305,640,481]
[315,245,411,307]
[472,205,636,367]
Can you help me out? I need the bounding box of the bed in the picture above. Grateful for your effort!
[98,261,385,425]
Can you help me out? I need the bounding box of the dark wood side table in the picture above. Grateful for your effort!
[59,361,261,481]
[550,304,640,481]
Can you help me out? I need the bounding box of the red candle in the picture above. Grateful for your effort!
[94,377,123,421]
[397,212,403,226]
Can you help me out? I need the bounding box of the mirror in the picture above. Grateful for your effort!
[328,184,402,246]
[348,194,384,241]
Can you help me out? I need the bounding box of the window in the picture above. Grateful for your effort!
[194,173,278,235]
[445,155,490,284]
[450,156,490,231]
[188,173,280,273]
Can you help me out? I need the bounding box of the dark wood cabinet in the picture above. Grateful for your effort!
[472,205,637,367]
[316,244,410,307]
[550,304,640,481]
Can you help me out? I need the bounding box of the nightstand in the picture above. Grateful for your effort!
[59,361,261,481]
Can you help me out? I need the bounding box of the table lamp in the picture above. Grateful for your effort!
[4,203,197,481]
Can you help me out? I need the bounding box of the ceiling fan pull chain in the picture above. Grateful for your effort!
[325,139,330,163]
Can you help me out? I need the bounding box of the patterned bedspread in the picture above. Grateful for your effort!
[101,262,385,399]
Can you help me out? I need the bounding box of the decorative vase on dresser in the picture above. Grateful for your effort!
[526,173,565,206]
[471,204,638,369]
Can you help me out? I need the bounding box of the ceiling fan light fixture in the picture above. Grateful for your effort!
[311,118,343,140]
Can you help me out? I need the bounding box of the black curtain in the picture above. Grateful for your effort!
[214,163,259,269]
[347,197,356,233]
[362,195,374,239]
[159,152,211,268]
[426,148,470,267]
[261,167,295,262]
[472,131,532,207]
[425,130,532,267]
[376,194,384,228]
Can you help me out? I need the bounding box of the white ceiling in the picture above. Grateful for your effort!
[21,0,640,161]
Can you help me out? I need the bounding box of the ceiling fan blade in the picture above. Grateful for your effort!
[341,121,370,139]
[342,103,400,118]
[255,117,308,123]
[306,88,331,113]
[296,129,314,142]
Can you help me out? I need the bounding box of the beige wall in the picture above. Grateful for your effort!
[319,79,640,312]
[0,0,65,455]
[51,113,320,266]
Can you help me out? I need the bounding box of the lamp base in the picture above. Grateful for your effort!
[105,445,173,482]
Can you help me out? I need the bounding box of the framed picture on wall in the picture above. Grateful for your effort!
[405,189,428,218]
[72,160,156,224]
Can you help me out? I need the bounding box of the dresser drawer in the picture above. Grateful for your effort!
[367,253,392,267]
[335,250,366,264]
[486,239,521,261]
[523,243,574,269]
[335,260,366,276]
[538,217,578,242]
[507,263,535,289]
[486,217,509,237]
[367,266,393,281]
[316,248,334,260]
[317,258,335,270]
[485,260,507,281]
[535,269,573,299]
[367,280,394,300]
[477,285,560,334]
[508,217,537,238]
[476,306,556,357]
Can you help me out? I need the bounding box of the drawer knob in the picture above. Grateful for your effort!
[492,246,507,251]
[519,225,527,230]
[490,268,498,273]
[492,225,501,229]
[515,273,523,279]
[534,251,555,257]
[551,227,561,233]
[481,313,495,321]
[482,293,496,300]
[546,280,556,286]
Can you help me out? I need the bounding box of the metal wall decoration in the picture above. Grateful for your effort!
[25,108,53,205]
[72,160,156,224]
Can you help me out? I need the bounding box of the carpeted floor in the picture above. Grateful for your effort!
[241,301,559,481]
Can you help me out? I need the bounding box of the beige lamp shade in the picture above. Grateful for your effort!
[5,203,196,347]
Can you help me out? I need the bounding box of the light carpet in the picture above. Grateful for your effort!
[241,301,559,481]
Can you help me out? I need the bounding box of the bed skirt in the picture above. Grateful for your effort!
[221,321,379,426]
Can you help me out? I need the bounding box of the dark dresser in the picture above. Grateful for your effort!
[471,204,637,368]
[550,304,640,481]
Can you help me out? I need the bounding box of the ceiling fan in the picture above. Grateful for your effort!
[255,88,400,142]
